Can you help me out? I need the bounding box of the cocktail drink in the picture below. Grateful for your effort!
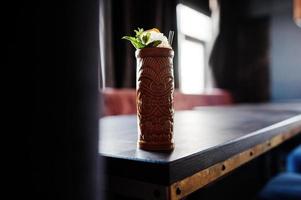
[123,28,175,151]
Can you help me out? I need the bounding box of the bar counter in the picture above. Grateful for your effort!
[99,102,301,199]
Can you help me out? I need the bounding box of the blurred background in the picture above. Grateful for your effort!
[99,0,301,113]
[30,0,301,199]
[97,2,301,198]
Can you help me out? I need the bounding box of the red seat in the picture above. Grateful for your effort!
[102,88,233,116]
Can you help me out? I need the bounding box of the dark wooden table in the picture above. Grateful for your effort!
[99,102,301,200]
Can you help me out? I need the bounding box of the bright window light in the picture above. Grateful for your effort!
[177,4,212,94]
[180,40,205,94]
[177,4,212,42]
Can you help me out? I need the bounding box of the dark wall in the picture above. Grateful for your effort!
[250,0,301,100]
[270,1,301,100]
[210,0,270,103]
[30,0,102,199]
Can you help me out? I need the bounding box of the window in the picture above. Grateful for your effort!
[177,4,212,94]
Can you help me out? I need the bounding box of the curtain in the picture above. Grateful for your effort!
[103,0,179,88]
[209,0,270,102]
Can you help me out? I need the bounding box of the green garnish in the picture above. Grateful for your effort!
[122,28,162,49]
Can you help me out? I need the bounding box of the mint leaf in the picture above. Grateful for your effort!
[142,32,151,44]
[123,28,163,49]
[122,36,145,49]
[146,40,162,47]
[134,28,144,38]
[134,28,144,44]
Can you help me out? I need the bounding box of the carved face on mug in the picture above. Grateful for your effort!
[136,48,175,150]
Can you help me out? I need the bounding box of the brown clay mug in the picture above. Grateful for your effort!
[135,48,175,151]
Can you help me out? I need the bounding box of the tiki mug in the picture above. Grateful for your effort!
[135,48,175,151]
